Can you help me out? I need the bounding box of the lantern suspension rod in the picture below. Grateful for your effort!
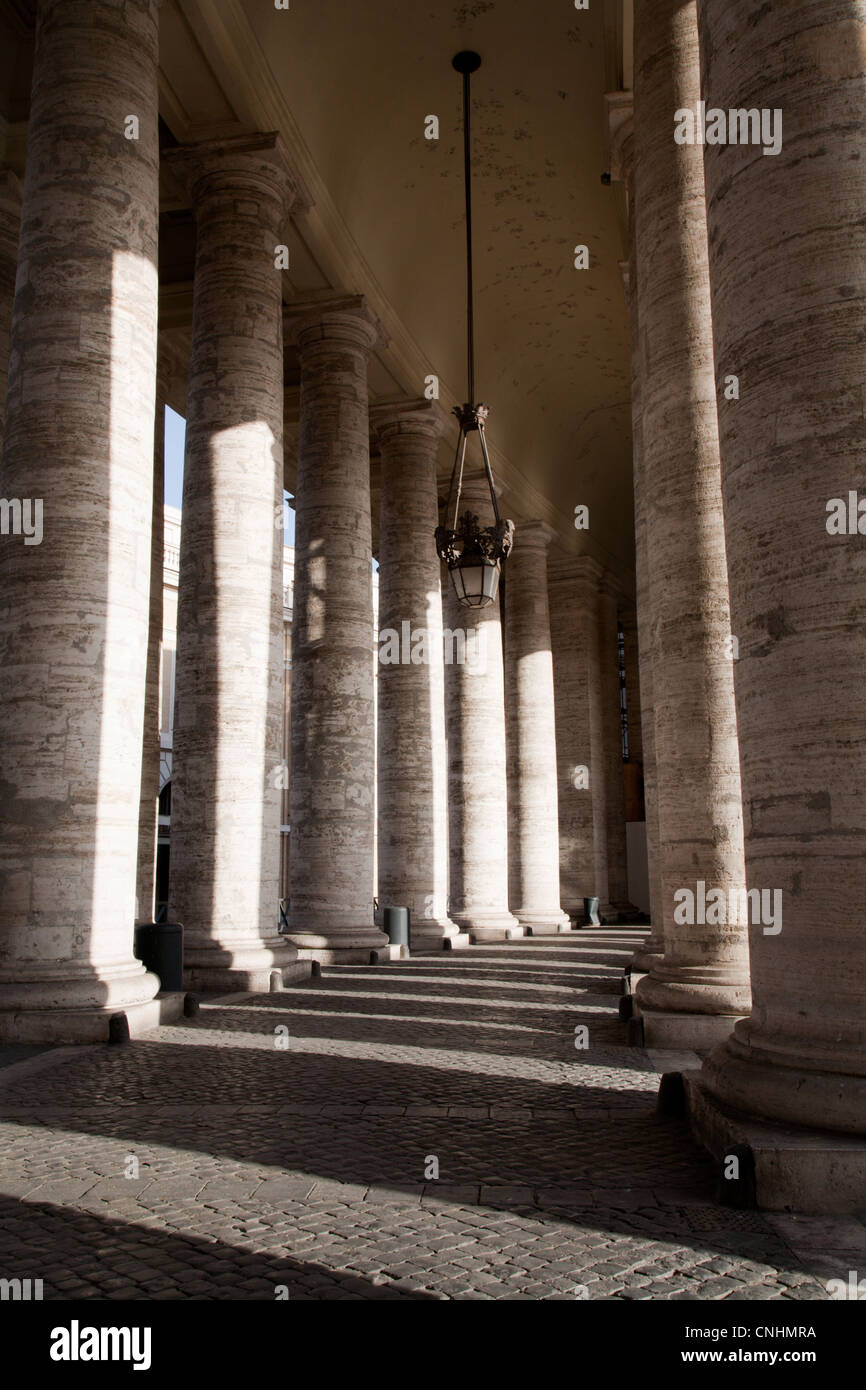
[477,423,503,526]
[453,50,481,406]
[462,69,475,405]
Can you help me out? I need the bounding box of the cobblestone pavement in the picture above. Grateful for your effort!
[0,930,862,1300]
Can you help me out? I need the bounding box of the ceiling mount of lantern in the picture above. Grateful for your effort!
[434,51,515,610]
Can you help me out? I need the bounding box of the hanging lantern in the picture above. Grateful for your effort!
[434,52,515,609]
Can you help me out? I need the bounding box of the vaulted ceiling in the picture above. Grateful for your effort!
[0,0,636,587]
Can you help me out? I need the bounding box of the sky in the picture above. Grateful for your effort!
[163,405,296,547]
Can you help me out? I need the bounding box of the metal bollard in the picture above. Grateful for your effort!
[383,906,410,950]
[134,921,184,993]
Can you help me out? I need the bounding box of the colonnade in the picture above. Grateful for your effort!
[0,0,861,1211]
[617,0,866,1203]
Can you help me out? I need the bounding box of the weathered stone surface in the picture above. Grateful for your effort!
[444,473,520,940]
[633,0,750,1035]
[621,131,663,970]
[0,932,843,1297]
[167,133,303,991]
[0,0,162,1039]
[695,0,866,1136]
[371,397,461,950]
[0,167,21,453]
[505,522,570,933]
[597,578,631,916]
[135,358,170,926]
[548,562,598,914]
[284,293,388,962]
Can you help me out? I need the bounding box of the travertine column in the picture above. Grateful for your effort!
[279,614,291,903]
[548,562,597,916]
[633,0,750,1044]
[0,167,21,451]
[372,398,463,950]
[624,144,663,971]
[581,562,611,910]
[0,0,161,1040]
[620,609,642,767]
[505,522,570,933]
[284,293,389,963]
[695,0,866,1143]
[597,578,632,917]
[167,133,304,991]
[444,473,520,940]
[135,359,169,925]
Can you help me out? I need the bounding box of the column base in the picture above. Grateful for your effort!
[629,944,663,972]
[680,1071,866,1214]
[184,936,311,993]
[449,910,523,943]
[517,911,573,936]
[631,995,745,1045]
[629,1004,744,1050]
[0,991,186,1044]
[412,923,471,951]
[598,900,642,924]
[285,927,391,965]
[409,919,468,951]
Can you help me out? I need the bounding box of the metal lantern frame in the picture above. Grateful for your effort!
[434,50,515,609]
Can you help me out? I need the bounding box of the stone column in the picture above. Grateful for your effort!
[548,562,598,918]
[135,358,169,925]
[444,473,521,941]
[0,0,162,1041]
[620,608,642,766]
[505,522,570,933]
[166,133,305,991]
[624,145,664,974]
[371,397,464,950]
[279,610,291,904]
[632,0,750,1046]
[284,292,389,963]
[597,577,632,917]
[0,167,21,451]
[689,0,866,1172]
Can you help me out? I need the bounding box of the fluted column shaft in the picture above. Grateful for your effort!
[444,474,520,940]
[0,0,161,1040]
[597,580,631,915]
[697,0,866,1134]
[0,167,21,452]
[135,360,169,924]
[372,399,460,949]
[285,294,388,962]
[549,567,596,916]
[168,134,302,990]
[505,523,570,933]
[625,153,663,967]
[633,0,750,1034]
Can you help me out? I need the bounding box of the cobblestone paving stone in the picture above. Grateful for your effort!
[0,930,860,1300]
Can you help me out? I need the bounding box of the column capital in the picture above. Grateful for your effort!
[164,131,310,221]
[284,290,384,356]
[604,91,634,187]
[548,554,604,591]
[514,519,557,552]
[370,395,448,444]
[451,468,503,506]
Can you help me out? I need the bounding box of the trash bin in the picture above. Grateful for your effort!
[583,896,601,927]
[383,907,410,949]
[135,921,184,992]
